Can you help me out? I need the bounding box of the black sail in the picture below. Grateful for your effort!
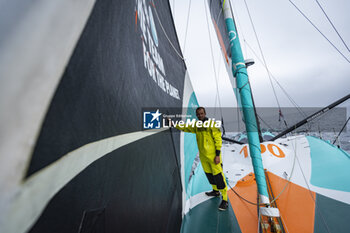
[24,1,185,232]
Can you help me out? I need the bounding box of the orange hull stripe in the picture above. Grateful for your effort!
[228,173,259,233]
[228,172,316,233]
[267,172,315,233]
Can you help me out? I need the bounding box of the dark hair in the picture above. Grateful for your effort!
[196,107,206,114]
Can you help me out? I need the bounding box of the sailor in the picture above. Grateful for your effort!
[174,107,228,211]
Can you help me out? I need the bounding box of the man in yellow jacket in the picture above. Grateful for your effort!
[175,107,228,210]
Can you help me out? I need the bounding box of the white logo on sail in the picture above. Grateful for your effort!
[136,0,180,100]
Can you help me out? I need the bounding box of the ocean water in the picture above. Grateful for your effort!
[315,131,350,153]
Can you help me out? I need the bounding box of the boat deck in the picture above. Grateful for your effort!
[181,197,241,233]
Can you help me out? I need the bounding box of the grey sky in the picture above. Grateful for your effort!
[170,0,350,112]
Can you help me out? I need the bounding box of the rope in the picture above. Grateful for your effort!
[315,0,350,54]
[269,136,298,205]
[287,0,350,64]
[168,127,183,185]
[214,2,223,30]
[280,213,290,233]
[242,0,282,111]
[244,40,308,119]
[228,135,298,207]
[204,0,224,120]
[209,3,223,117]
[237,79,249,92]
[152,2,185,60]
[242,0,291,131]
[230,0,248,57]
[333,116,350,144]
[257,211,261,233]
[214,51,222,113]
[228,181,262,206]
[295,147,332,233]
[257,114,274,131]
[182,0,192,55]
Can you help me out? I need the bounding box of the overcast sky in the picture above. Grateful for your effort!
[169,0,350,113]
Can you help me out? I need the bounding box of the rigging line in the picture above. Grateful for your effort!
[214,51,221,109]
[213,6,223,113]
[211,2,225,106]
[295,152,332,233]
[228,182,262,206]
[315,0,350,54]
[244,40,308,119]
[229,0,248,56]
[214,4,223,28]
[287,0,350,64]
[257,211,261,233]
[257,114,274,130]
[169,127,183,186]
[212,0,227,92]
[264,172,286,233]
[152,2,185,60]
[210,2,226,112]
[333,115,350,144]
[269,136,298,205]
[204,0,223,118]
[308,103,332,125]
[242,0,282,110]
[216,47,222,82]
[229,136,298,207]
[182,0,192,55]
[280,213,290,233]
[214,50,223,113]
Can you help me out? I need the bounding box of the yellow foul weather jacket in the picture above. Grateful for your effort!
[175,118,222,158]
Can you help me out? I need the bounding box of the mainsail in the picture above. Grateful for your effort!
[0,1,192,232]
[1,0,350,233]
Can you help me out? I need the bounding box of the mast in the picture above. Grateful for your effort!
[221,0,269,204]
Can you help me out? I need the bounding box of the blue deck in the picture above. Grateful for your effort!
[181,197,242,233]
